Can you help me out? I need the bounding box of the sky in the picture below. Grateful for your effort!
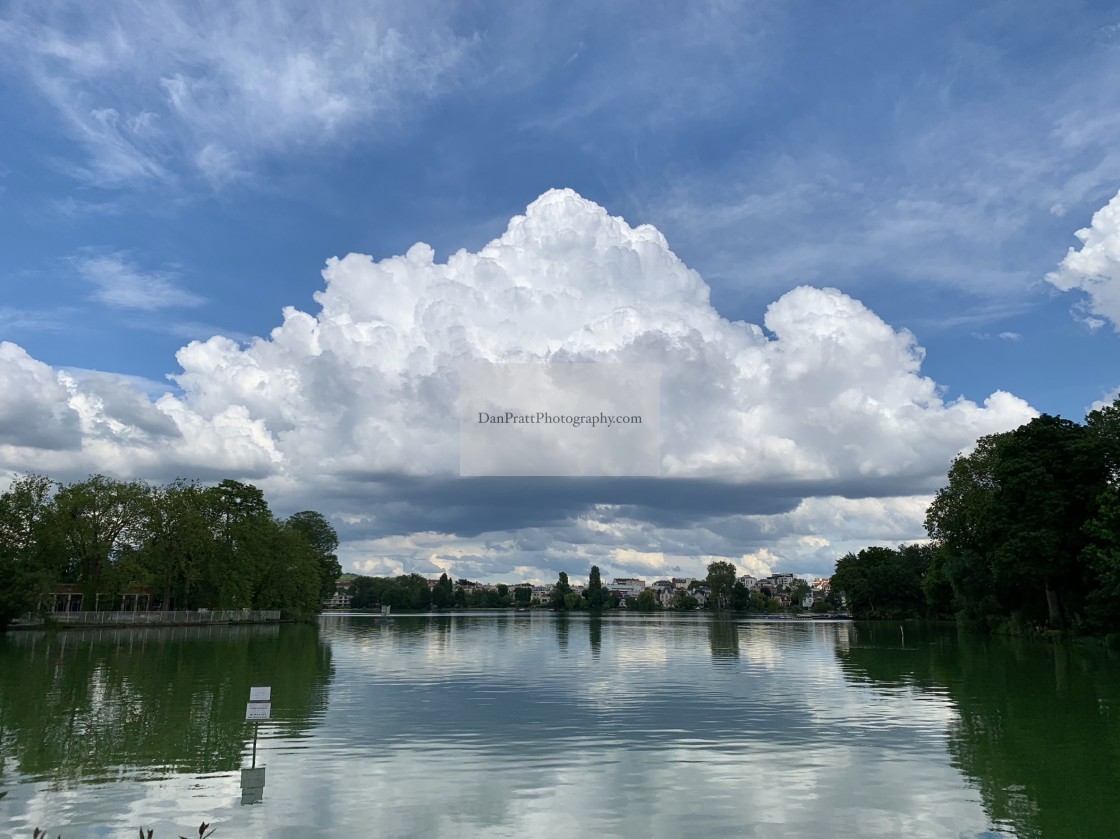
[1,0,1119,584]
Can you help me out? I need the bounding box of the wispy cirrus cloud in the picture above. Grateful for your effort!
[74,252,205,310]
[0,0,476,188]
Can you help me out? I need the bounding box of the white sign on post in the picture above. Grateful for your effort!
[246,701,271,721]
[246,685,272,721]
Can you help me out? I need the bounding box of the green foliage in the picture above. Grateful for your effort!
[55,474,149,604]
[0,475,62,629]
[729,581,751,611]
[1082,486,1120,632]
[513,585,532,606]
[925,404,1119,632]
[586,564,606,609]
[634,589,657,612]
[432,573,454,608]
[789,579,811,610]
[348,574,435,610]
[672,591,699,610]
[550,571,572,610]
[761,594,782,612]
[705,560,737,610]
[0,473,332,628]
[831,545,931,620]
[286,510,341,600]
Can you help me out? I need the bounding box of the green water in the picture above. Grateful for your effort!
[0,615,1117,837]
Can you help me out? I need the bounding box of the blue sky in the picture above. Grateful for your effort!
[2,0,1119,582]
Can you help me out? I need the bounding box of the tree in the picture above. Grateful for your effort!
[349,576,384,609]
[55,475,148,606]
[586,565,606,609]
[749,590,775,612]
[514,585,532,606]
[789,579,811,611]
[432,573,453,608]
[926,413,1111,629]
[254,519,323,618]
[0,475,61,629]
[705,561,737,611]
[1083,485,1120,632]
[550,571,571,610]
[729,581,751,611]
[830,545,929,620]
[672,591,699,611]
[634,589,657,612]
[286,511,341,600]
[135,480,215,611]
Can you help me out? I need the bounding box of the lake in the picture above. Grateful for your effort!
[1,614,1118,838]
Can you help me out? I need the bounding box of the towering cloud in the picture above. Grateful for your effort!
[0,190,1036,579]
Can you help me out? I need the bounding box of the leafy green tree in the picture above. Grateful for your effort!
[432,573,454,608]
[0,475,61,628]
[586,564,606,609]
[1083,486,1120,632]
[135,479,215,611]
[634,589,657,612]
[513,585,532,606]
[55,474,149,606]
[349,575,390,609]
[202,480,276,609]
[705,561,737,611]
[729,581,751,611]
[253,519,323,619]
[286,511,341,599]
[789,579,811,610]
[749,590,775,612]
[550,571,572,610]
[831,545,930,620]
[927,413,1112,628]
[672,591,699,610]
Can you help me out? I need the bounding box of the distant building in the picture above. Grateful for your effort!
[737,575,758,589]
[323,581,352,609]
[769,573,796,590]
[608,578,647,598]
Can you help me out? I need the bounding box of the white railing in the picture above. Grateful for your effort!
[44,609,282,624]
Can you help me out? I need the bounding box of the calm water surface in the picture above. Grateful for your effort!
[1,614,1118,838]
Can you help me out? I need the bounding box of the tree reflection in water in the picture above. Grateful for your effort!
[0,623,332,785]
[834,623,1120,839]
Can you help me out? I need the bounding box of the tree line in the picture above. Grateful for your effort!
[831,398,1120,635]
[346,562,837,614]
[0,474,341,630]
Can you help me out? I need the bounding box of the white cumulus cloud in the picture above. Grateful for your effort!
[0,189,1037,580]
[1047,188,1120,331]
